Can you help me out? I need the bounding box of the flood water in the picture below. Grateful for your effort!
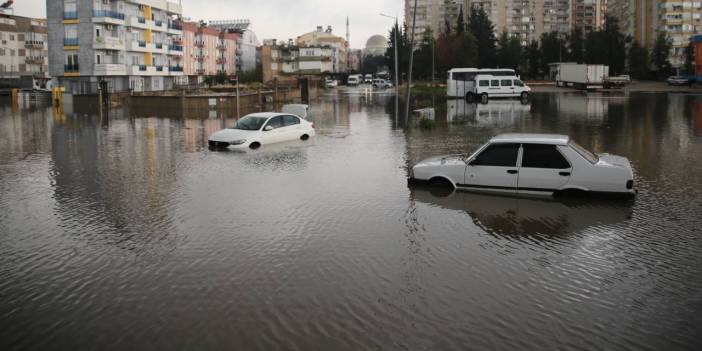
[1,90,702,350]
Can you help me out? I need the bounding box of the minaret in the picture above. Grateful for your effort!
[346,16,350,50]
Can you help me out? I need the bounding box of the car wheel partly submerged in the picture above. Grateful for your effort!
[300,134,310,141]
[249,142,261,150]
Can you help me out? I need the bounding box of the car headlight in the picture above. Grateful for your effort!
[230,139,247,145]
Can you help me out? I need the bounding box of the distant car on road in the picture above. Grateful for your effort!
[409,133,636,198]
[209,112,315,150]
[667,75,695,86]
[347,76,361,86]
[372,79,393,89]
[364,74,373,84]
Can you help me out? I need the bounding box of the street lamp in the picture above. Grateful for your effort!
[379,13,399,93]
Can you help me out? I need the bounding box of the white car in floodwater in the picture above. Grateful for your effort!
[208,111,315,150]
[409,134,636,198]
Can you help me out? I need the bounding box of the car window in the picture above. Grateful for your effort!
[514,80,524,87]
[501,79,512,87]
[283,115,300,127]
[472,143,520,167]
[521,144,571,169]
[479,80,489,87]
[569,140,599,164]
[491,80,500,87]
[265,116,284,130]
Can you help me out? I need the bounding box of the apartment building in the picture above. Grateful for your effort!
[405,0,455,41]
[573,0,608,32]
[261,39,335,83]
[297,26,349,73]
[47,0,184,93]
[610,0,702,67]
[0,14,49,89]
[208,20,260,73]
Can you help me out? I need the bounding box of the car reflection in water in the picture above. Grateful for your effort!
[448,98,531,126]
[409,186,633,240]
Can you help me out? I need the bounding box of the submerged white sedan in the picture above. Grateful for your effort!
[409,134,636,198]
[208,112,315,150]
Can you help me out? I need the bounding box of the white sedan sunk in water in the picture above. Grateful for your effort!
[208,112,315,150]
[409,134,636,198]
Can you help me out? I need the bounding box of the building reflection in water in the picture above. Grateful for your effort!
[695,97,702,136]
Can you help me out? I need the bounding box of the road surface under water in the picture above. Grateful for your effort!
[1,90,702,350]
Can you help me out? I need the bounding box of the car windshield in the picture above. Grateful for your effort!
[569,140,599,164]
[231,116,268,131]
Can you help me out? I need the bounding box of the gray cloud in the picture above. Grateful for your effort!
[14,0,401,48]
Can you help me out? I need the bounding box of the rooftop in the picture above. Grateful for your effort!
[490,134,570,145]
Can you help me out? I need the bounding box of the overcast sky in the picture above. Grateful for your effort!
[11,0,402,48]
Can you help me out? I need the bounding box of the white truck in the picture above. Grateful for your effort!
[553,63,609,90]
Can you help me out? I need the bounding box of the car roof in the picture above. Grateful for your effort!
[244,112,281,119]
[490,133,570,145]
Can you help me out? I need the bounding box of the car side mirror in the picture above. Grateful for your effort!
[263,125,274,131]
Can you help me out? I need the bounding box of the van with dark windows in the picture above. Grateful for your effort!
[447,68,517,99]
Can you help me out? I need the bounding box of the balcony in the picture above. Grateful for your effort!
[25,56,45,65]
[127,16,168,32]
[24,41,44,49]
[64,38,79,46]
[195,40,205,48]
[64,64,80,73]
[196,68,206,75]
[217,43,226,50]
[129,65,170,76]
[155,42,164,49]
[168,44,183,56]
[217,57,227,64]
[170,66,183,72]
[63,11,78,20]
[92,10,125,24]
[93,63,127,76]
[195,55,205,61]
[94,36,125,50]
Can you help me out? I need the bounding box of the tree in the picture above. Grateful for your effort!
[651,32,673,78]
[456,5,465,33]
[436,32,478,73]
[539,31,564,74]
[521,40,541,79]
[628,40,649,79]
[496,32,521,70]
[413,27,435,80]
[468,7,496,68]
[361,55,386,75]
[602,17,628,75]
[567,28,585,63]
[444,19,452,37]
[385,23,410,84]
[683,40,695,75]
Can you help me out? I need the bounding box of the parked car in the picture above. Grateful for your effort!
[364,74,373,84]
[667,75,695,86]
[347,76,361,86]
[372,79,393,89]
[468,74,531,101]
[408,133,636,198]
[325,79,339,88]
[208,112,315,150]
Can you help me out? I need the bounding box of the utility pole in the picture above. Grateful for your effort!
[380,14,400,94]
[405,0,418,120]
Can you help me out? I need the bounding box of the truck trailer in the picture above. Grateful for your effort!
[551,63,610,90]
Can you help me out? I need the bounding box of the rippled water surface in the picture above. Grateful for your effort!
[1,91,702,350]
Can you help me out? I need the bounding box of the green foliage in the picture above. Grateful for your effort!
[539,32,565,75]
[585,18,627,75]
[214,71,228,85]
[522,40,541,79]
[651,32,673,78]
[436,32,478,75]
[683,41,695,75]
[362,55,387,75]
[456,5,465,33]
[418,118,435,130]
[238,65,263,83]
[496,32,522,70]
[627,40,649,79]
[413,27,436,80]
[385,22,411,84]
[567,28,585,63]
[468,7,496,68]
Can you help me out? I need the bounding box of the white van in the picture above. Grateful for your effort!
[347,75,360,86]
[447,68,516,99]
[468,74,530,101]
[364,74,373,84]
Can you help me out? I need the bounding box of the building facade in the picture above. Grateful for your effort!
[573,0,608,33]
[297,26,349,73]
[47,0,184,93]
[0,14,49,89]
[262,39,336,83]
[609,0,702,67]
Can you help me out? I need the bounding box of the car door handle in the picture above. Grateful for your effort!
[507,170,519,174]
[559,172,571,176]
